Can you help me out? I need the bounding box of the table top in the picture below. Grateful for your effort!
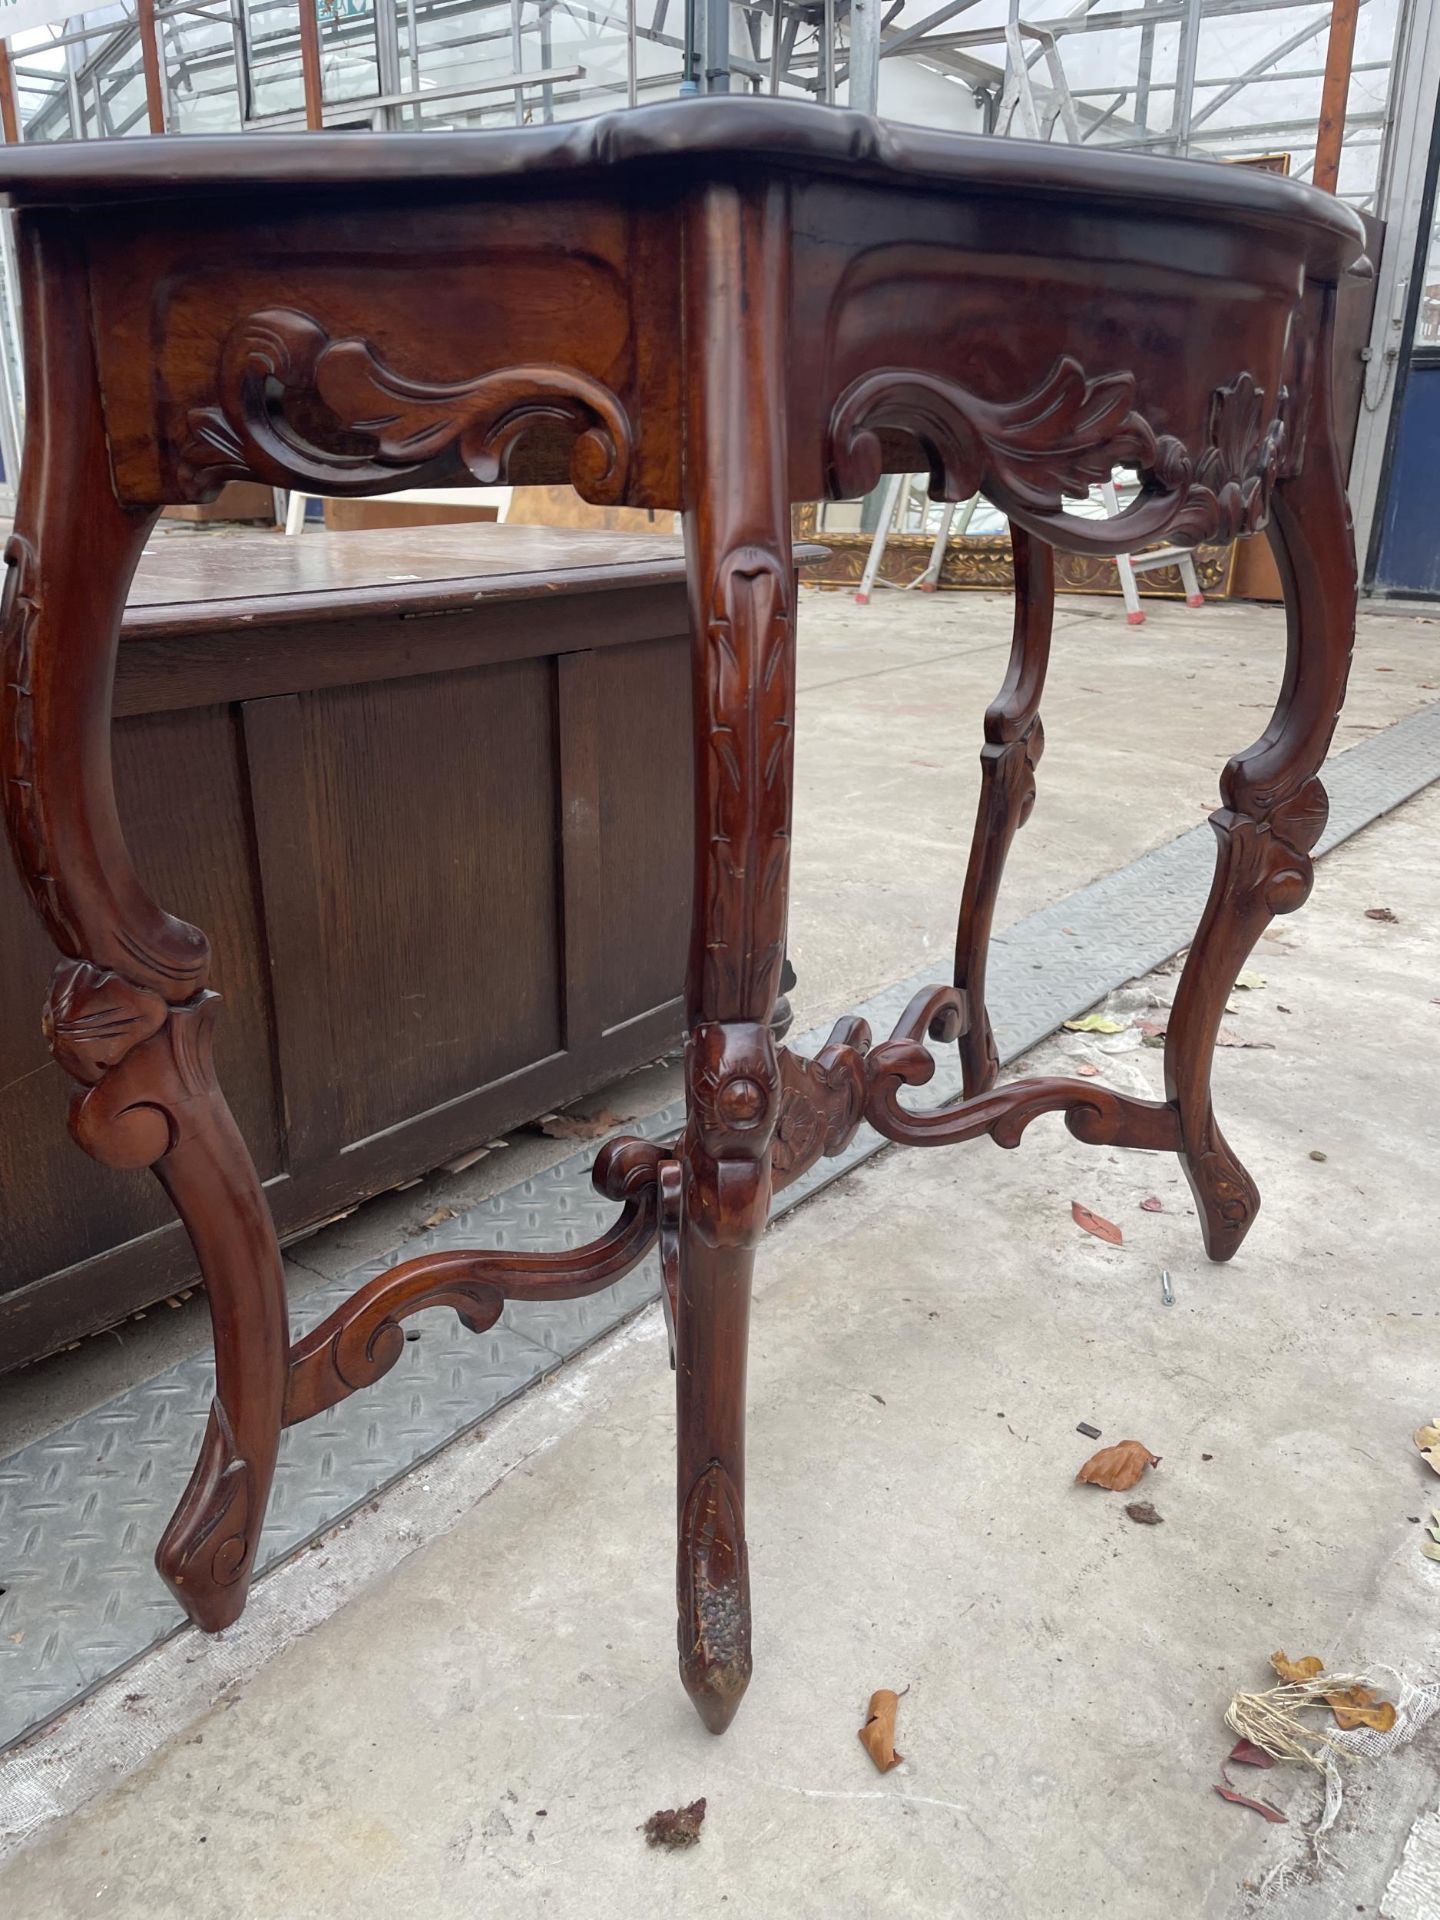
[0,100,1365,279]
[120,523,690,633]
[128,523,684,604]
[119,522,827,637]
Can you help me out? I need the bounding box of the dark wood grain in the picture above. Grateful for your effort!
[2,531,700,1370]
[0,99,1361,1730]
[594,634,694,1032]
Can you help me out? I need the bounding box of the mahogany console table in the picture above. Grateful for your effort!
[0,102,1365,1735]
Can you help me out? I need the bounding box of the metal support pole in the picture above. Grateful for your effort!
[705,0,730,91]
[137,0,168,131]
[297,0,324,128]
[405,0,420,113]
[848,0,880,110]
[1167,0,1203,154]
[1314,0,1362,192]
[63,41,84,139]
[0,41,19,145]
[1134,0,1155,126]
[373,0,403,128]
[510,0,524,121]
[681,0,701,89]
[0,172,23,501]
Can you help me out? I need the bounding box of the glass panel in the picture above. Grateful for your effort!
[158,1,244,133]
[317,0,381,109]
[240,0,306,118]
[1415,208,1440,352]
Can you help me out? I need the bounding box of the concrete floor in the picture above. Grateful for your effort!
[789,584,1440,1030]
[1,589,1438,1915]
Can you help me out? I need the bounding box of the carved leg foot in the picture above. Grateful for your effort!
[1164,290,1355,1260]
[675,1023,777,1733]
[954,527,1054,1095]
[0,232,287,1630]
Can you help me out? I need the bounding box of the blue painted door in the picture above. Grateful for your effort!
[1373,351,1440,595]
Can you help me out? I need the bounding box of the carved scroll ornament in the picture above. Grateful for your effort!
[182,307,634,503]
[283,1135,674,1424]
[766,985,1180,1187]
[827,358,1288,556]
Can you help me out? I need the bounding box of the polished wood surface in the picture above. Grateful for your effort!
[0,100,1364,1728]
[126,523,690,605]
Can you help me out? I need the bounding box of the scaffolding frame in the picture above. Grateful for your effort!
[2,0,1408,190]
[0,0,1416,526]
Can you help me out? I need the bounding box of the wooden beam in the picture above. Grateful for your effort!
[136,0,167,135]
[0,40,20,146]
[1314,0,1361,194]
[298,0,324,131]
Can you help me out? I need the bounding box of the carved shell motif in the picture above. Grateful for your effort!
[43,961,169,1086]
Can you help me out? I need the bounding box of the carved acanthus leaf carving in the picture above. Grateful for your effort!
[771,1012,870,1190]
[1163,373,1288,546]
[829,356,1155,514]
[700,547,795,1018]
[0,533,85,956]
[677,1459,752,1736]
[181,307,634,504]
[826,359,1291,557]
[44,960,169,1086]
[43,961,222,1169]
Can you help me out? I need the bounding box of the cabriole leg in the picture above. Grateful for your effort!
[0,225,288,1628]
[954,526,1054,1096]
[675,182,795,1734]
[1164,291,1356,1259]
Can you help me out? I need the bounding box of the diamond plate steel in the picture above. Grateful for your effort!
[2,702,1435,1752]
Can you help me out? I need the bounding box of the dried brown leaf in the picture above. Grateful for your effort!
[642,1799,707,1849]
[1228,1738,1276,1770]
[1124,1501,1164,1525]
[538,1106,633,1141]
[1076,1440,1160,1492]
[1414,1417,1440,1476]
[420,1205,456,1229]
[1074,1061,1101,1078]
[1326,1685,1397,1733]
[1214,1782,1288,1824]
[1071,1202,1123,1246]
[858,1689,904,1772]
[1365,906,1399,923]
[1270,1651,1325,1684]
[1139,1196,1164,1213]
